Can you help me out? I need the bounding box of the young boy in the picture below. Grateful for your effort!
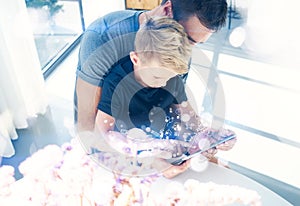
[96,16,191,136]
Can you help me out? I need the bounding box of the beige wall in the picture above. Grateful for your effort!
[82,0,125,27]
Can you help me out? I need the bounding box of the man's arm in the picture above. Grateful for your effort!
[76,77,102,132]
[94,109,115,134]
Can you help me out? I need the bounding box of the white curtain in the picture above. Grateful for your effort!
[0,0,48,157]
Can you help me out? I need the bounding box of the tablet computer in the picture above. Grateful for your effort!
[167,128,236,166]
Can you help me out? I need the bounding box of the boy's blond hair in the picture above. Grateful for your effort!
[135,16,192,74]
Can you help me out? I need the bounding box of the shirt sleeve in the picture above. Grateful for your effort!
[76,11,139,87]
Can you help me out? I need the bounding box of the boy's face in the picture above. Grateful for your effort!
[130,51,177,88]
[137,64,177,88]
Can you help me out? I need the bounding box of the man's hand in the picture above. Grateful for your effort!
[77,130,116,154]
[201,148,218,160]
[161,159,191,179]
[216,137,237,151]
[151,158,191,179]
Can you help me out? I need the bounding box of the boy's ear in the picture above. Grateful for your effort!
[129,51,140,66]
[163,0,173,18]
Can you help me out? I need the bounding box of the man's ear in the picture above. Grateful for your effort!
[162,0,173,18]
[129,51,140,66]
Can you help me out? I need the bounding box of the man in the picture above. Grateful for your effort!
[75,0,228,131]
[75,0,235,177]
[92,16,237,178]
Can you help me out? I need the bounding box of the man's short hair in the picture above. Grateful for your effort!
[161,0,228,31]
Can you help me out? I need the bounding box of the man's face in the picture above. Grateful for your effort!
[179,15,215,45]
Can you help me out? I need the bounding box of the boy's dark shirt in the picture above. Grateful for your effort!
[98,56,187,135]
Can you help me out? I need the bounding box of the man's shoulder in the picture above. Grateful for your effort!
[87,10,142,34]
[104,10,142,24]
[77,11,140,86]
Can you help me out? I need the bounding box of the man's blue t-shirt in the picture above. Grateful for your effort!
[77,10,142,87]
[98,56,187,136]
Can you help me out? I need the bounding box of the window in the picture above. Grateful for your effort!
[25,0,84,71]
